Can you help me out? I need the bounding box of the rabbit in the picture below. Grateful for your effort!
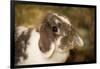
[15,12,84,65]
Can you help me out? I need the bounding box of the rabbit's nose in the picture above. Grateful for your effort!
[77,36,84,47]
[74,35,84,47]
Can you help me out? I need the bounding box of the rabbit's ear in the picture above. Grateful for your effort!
[39,24,56,58]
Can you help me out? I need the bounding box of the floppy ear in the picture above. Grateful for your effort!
[39,23,56,58]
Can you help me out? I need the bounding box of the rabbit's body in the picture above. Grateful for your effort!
[17,29,69,65]
[15,12,83,65]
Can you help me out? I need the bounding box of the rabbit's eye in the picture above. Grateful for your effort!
[52,26,58,32]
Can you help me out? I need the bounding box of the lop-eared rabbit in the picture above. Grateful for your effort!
[15,12,84,65]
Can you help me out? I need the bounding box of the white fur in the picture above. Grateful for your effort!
[55,19,59,24]
[53,13,71,26]
[16,26,28,37]
[17,29,69,65]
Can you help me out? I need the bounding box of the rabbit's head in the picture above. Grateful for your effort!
[39,12,84,58]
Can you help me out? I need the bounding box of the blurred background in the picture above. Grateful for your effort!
[15,3,96,63]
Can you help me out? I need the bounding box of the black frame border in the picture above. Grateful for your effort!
[10,0,97,68]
